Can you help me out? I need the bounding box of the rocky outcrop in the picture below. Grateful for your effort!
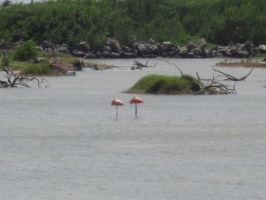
[258,45,266,53]
[2,37,265,59]
[41,40,55,51]
[75,41,90,53]
[74,38,265,59]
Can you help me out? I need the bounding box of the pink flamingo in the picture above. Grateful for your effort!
[111,99,124,118]
[129,96,144,117]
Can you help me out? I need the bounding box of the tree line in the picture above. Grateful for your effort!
[0,0,265,48]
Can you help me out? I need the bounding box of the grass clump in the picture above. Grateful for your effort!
[19,62,53,76]
[126,74,203,95]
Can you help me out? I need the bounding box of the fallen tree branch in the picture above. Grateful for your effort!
[212,67,253,81]
[131,60,158,70]
[1,51,49,88]
[196,72,237,94]
[49,59,76,76]
[165,60,184,76]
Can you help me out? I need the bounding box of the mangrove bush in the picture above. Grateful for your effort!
[0,0,265,47]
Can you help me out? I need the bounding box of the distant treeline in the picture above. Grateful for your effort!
[0,0,265,47]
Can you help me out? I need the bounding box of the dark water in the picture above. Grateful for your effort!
[1,58,266,200]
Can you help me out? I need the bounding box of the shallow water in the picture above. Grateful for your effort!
[1,58,266,200]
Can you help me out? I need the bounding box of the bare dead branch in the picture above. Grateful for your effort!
[132,60,158,70]
[196,71,238,94]
[1,51,49,88]
[165,61,184,76]
[212,67,253,81]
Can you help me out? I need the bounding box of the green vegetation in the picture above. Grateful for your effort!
[19,62,54,76]
[0,0,265,47]
[126,74,203,94]
[13,39,39,61]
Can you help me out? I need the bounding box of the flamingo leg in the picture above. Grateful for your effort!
[116,106,118,118]
[135,103,137,117]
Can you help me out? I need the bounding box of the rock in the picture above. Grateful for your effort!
[102,51,110,57]
[41,40,55,51]
[136,43,148,55]
[61,43,69,48]
[141,54,157,58]
[258,45,266,53]
[192,48,203,56]
[161,42,175,52]
[218,47,233,57]
[121,46,131,53]
[145,43,160,54]
[56,46,69,54]
[188,52,195,58]
[229,47,238,55]
[238,50,249,57]
[204,48,214,57]
[36,46,44,52]
[128,35,137,46]
[179,46,188,57]
[103,45,111,52]
[76,42,90,52]
[213,50,224,58]
[72,50,85,57]
[106,38,121,53]
[241,41,253,50]
[187,42,197,51]
[110,52,120,58]
[95,51,102,58]
[83,53,97,59]
[147,38,156,44]
[120,52,136,58]
[224,51,232,57]
[199,38,207,45]
[198,43,207,51]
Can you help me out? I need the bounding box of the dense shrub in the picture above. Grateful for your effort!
[0,0,265,46]
[13,40,39,61]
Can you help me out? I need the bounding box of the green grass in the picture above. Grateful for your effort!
[19,62,54,76]
[126,74,203,95]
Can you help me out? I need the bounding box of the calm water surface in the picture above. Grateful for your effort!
[1,58,266,200]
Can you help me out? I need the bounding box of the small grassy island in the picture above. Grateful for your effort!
[126,74,204,95]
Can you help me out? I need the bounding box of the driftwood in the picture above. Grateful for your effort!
[131,60,158,70]
[0,52,48,88]
[196,67,253,94]
[49,59,76,76]
[71,58,84,71]
[166,61,253,95]
[196,72,238,94]
[86,63,103,70]
[212,67,253,81]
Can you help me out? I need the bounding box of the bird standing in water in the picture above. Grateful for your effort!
[111,99,124,118]
[129,96,144,117]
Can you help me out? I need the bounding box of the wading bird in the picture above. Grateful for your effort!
[129,96,144,117]
[111,99,124,118]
